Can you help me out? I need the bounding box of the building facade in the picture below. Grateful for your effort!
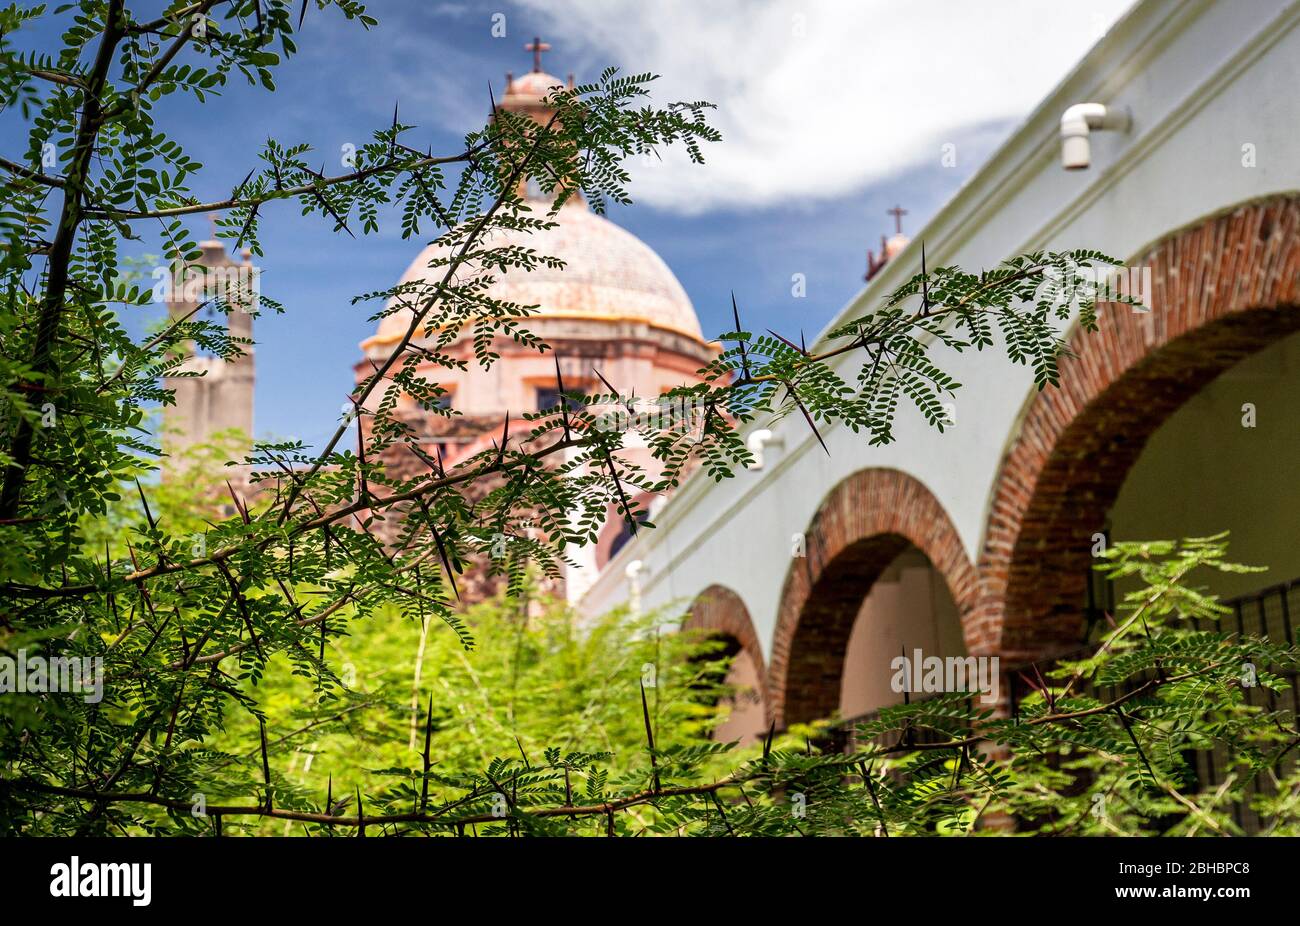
[579,0,1300,739]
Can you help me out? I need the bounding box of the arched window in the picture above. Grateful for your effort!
[608,512,648,560]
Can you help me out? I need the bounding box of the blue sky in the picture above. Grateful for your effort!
[9,0,1133,451]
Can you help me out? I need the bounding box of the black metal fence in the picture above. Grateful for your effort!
[1183,578,1300,834]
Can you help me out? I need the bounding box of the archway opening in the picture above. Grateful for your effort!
[840,546,966,721]
[982,196,1300,660]
[783,535,967,726]
[683,586,768,745]
[769,469,978,728]
[695,636,767,746]
[998,307,1300,658]
[994,319,1300,836]
[1108,328,1300,598]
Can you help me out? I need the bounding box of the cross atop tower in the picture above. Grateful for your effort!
[525,36,551,73]
[887,204,908,235]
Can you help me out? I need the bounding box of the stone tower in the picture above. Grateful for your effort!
[161,228,258,475]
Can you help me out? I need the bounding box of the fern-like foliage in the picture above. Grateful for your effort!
[0,0,1164,836]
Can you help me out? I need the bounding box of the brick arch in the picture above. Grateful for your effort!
[768,468,978,727]
[684,585,766,679]
[977,195,1300,660]
[684,584,770,722]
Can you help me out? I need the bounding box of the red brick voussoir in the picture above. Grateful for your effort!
[977,195,1300,662]
[768,468,978,727]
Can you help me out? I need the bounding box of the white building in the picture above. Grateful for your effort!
[580,0,1300,737]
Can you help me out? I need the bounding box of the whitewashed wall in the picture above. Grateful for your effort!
[580,0,1300,663]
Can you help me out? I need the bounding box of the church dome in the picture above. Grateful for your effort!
[365,198,705,348]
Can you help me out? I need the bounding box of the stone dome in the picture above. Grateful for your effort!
[364,198,705,348]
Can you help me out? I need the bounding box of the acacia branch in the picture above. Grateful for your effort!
[870,659,1232,757]
[95,304,204,393]
[0,0,126,519]
[105,0,227,118]
[3,58,88,89]
[4,652,1241,833]
[128,1,217,36]
[85,147,483,221]
[274,109,562,527]
[0,431,579,599]
[730,264,1047,390]
[0,156,66,188]
[3,115,574,599]
[5,776,744,831]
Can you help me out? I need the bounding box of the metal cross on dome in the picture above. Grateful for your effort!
[525,36,551,72]
[887,204,908,235]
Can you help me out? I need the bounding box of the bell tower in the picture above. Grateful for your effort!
[497,36,577,201]
[161,218,258,475]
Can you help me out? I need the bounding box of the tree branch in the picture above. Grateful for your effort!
[0,0,126,518]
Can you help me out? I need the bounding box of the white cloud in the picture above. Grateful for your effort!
[512,0,1134,214]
